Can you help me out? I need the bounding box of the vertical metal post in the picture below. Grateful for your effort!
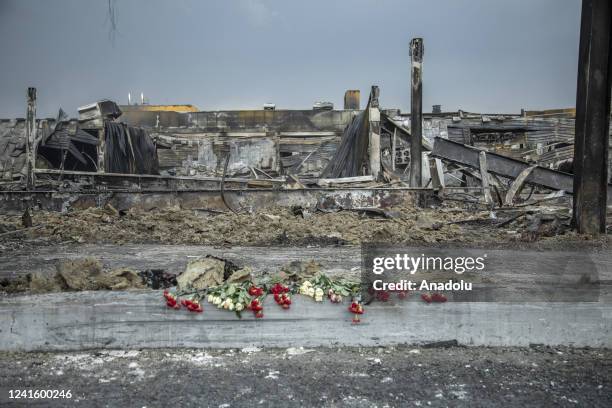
[573,0,612,234]
[25,87,37,190]
[409,38,424,187]
[98,121,106,173]
[368,85,381,179]
[391,128,397,171]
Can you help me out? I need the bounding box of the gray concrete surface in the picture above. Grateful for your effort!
[1,244,611,351]
[1,290,611,351]
[0,346,610,407]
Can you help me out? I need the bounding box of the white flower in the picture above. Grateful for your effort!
[303,281,312,288]
[213,297,222,305]
[236,303,244,312]
[229,303,235,311]
[207,295,213,303]
[315,288,324,297]
[307,287,315,297]
[315,295,323,302]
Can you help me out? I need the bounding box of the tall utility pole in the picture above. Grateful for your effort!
[409,38,424,188]
[573,0,612,234]
[25,87,37,190]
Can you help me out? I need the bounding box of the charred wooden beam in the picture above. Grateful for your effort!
[409,38,424,187]
[573,0,612,234]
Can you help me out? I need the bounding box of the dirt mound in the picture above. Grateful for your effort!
[0,205,529,247]
[2,258,150,294]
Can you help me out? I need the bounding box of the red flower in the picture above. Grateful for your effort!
[277,294,291,309]
[270,283,289,295]
[376,290,390,302]
[249,286,264,297]
[431,293,447,303]
[181,299,194,307]
[421,293,432,303]
[255,311,264,318]
[187,302,203,313]
[348,302,364,314]
[250,299,263,312]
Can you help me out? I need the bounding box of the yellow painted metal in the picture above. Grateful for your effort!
[120,104,199,112]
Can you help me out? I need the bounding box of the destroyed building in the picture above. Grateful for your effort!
[0,83,611,218]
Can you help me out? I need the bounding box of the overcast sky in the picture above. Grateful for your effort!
[0,0,581,117]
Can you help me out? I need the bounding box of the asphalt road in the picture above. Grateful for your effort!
[0,346,610,408]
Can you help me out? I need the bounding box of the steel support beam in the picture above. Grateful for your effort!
[368,85,381,179]
[25,87,37,190]
[573,0,612,234]
[409,38,424,187]
[431,137,612,202]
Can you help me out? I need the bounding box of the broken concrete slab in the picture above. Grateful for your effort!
[176,257,226,291]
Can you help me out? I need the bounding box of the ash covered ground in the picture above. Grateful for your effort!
[0,346,610,407]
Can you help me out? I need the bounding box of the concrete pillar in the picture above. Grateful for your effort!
[410,38,424,187]
[25,87,37,190]
[573,0,612,234]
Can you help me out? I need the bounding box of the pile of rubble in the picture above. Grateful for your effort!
[0,201,594,251]
[0,257,176,294]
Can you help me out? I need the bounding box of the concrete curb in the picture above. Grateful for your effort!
[1,290,611,351]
